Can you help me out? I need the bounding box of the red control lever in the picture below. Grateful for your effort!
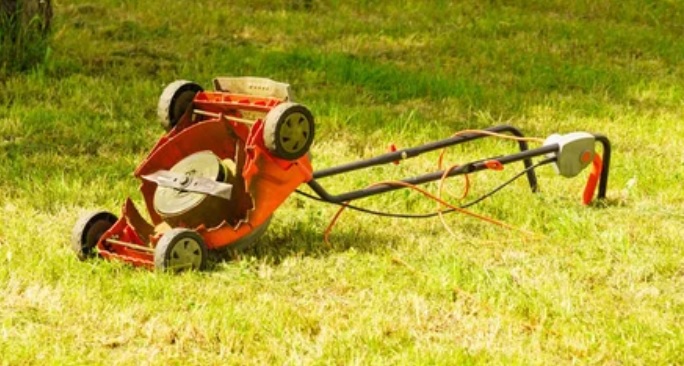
[582,154,603,205]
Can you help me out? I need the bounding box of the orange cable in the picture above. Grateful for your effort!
[323,129,545,244]
[437,163,469,237]
[323,179,538,244]
[436,129,542,200]
[437,129,542,168]
[449,129,545,143]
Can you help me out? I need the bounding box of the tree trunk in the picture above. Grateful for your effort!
[1,0,53,73]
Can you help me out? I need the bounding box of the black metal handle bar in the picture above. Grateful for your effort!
[312,125,538,191]
[306,125,612,204]
[307,144,559,204]
[308,125,543,204]
[594,134,611,200]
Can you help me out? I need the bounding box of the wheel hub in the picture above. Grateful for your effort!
[168,237,203,270]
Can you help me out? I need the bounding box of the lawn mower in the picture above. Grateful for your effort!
[71,76,612,271]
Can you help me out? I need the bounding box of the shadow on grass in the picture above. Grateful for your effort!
[208,220,396,267]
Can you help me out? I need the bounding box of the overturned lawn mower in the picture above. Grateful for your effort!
[72,77,612,271]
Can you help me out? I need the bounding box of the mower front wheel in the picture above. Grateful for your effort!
[71,211,118,260]
[263,102,315,160]
[157,80,204,131]
[154,228,208,272]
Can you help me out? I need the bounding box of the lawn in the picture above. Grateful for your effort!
[1,0,683,364]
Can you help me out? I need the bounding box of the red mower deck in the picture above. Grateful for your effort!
[72,77,612,272]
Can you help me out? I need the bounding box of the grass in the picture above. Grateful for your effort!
[1,0,684,364]
[0,0,52,75]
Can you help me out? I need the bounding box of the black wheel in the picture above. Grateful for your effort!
[71,211,117,260]
[263,102,315,160]
[156,80,204,131]
[154,228,208,272]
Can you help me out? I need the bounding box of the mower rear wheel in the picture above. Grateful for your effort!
[154,228,208,272]
[263,102,315,160]
[71,211,118,260]
[157,80,204,131]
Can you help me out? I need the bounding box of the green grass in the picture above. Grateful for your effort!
[2,0,684,364]
[0,0,52,75]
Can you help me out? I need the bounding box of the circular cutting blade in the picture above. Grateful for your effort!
[153,151,226,218]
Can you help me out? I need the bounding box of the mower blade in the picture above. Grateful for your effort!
[142,170,233,200]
